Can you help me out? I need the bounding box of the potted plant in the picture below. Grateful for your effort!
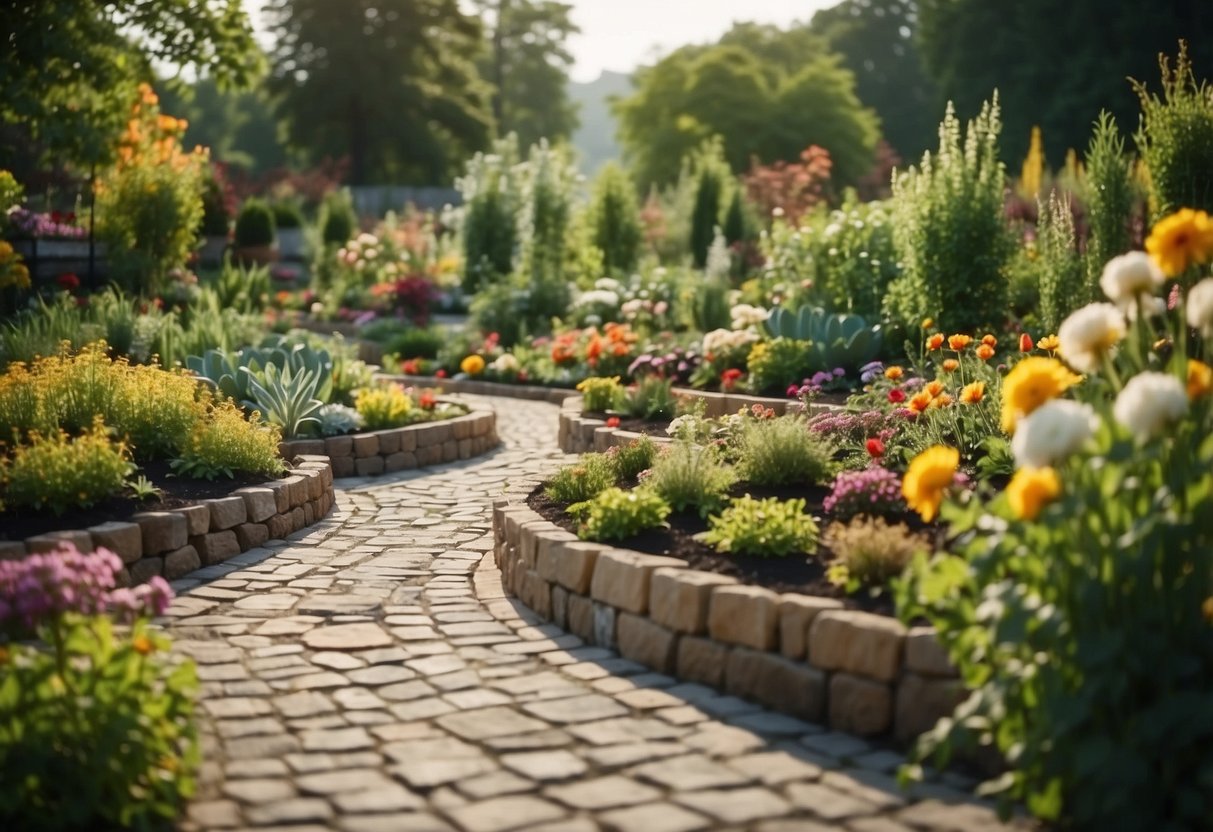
[272,201,306,262]
[234,198,276,266]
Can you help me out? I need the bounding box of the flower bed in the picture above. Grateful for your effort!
[493,502,960,740]
[0,455,336,586]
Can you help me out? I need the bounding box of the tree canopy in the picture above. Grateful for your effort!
[264,0,492,185]
[916,0,1213,164]
[613,24,880,189]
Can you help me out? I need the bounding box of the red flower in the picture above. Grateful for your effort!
[866,438,886,458]
[888,388,906,404]
[606,416,621,428]
[721,368,744,390]
[56,272,80,292]
[435,368,447,379]
[1019,333,1034,353]
[419,390,437,410]
[401,359,421,376]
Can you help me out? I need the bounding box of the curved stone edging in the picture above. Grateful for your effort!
[0,456,338,587]
[376,372,576,404]
[492,501,962,742]
[280,402,499,479]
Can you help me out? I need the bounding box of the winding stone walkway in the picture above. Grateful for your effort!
[168,395,1024,832]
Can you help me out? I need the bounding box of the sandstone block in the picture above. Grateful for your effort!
[324,435,353,458]
[809,611,907,683]
[299,468,323,499]
[235,522,269,550]
[590,549,684,614]
[330,456,355,478]
[163,546,201,579]
[0,541,26,560]
[25,530,93,554]
[617,613,678,673]
[676,636,729,688]
[458,438,474,459]
[567,594,594,642]
[233,487,277,523]
[375,429,401,455]
[551,585,570,629]
[592,602,617,649]
[207,496,247,530]
[289,506,306,531]
[442,439,459,462]
[355,456,385,477]
[129,556,163,585]
[905,626,956,678]
[537,540,602,594]
[192,530,241,566]
[398,428,417,453]
[726,647,826,722]
[352,433,380,458]
[133,512,187,555]
[287,439,325,457]
[894,673,963,743]
[650,567,734,634]
[708,585,780,650]
[416,445,442,466]
[173,504,212,536]
[283,475,308,508]
[829,672,892,737]
[452,416,472,440]
[266,479,291,513]
[303,502,315,526]
[778,594,844,660]
[88,521,142,564]
[266,513,293,540]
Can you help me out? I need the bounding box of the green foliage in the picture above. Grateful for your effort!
[1083,112,1137,293]
[721,188,748,246]
[765,305,883,374]
[700,495,819,557]
[386,327,446,360]
[198,169,231,236]
[737,415,837,486]
[353,384,416,430]
[234,198,276,248]
[0,616,199,831]
[744,338,813,394]
[589,162,641,275]
[1035,191,1085,333]
[622,376,679,421]
[607,436,657,482]
[171,399,285,480]
[646,441,737,516]
[243,363,324,439]
[518,140,576,285]
[316,403,363,437]
[271,200,304,229]
[458,136,522,292]
[884,98,1013,334]
[689,275,732,333]
[3,421,131,515]
[212,256,270,314]
[576,376,623,413]
[689,146,726,268]
[570,486,670,542]
[188,336,334,408]
[1133,43,1213,218]
[545,453,618,504]
[824,516,925,590]
[318,190,358,246]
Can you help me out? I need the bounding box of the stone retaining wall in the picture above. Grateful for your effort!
[492,503,962,742]
[0,456,338,587]
[376,373,575,404]
[280,404,499,479]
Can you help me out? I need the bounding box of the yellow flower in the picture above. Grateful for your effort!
[926,380,945,398]
[1000,357,1081,434]
[1145,208,1213,276]
[1187,359,1213,400]
[921,317,935,329]
[460,354,486,375]
[960,381,986,404]
[132,635,155,655]
[1037,334,1060,352]
[1006,466,1061,521]
[948,334,973,351]
[1204,597,1213,623]
[908,391,933,414]
[884,366,904,381]
[941,359,959,372]
[903,445,960,522]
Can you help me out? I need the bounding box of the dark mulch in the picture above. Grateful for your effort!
[0,459,276,542]
[528,479,937,617]
[582,413,673,437]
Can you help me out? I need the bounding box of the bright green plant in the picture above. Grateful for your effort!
[737,415,837,486]
[212,256,270,314]
[242,362,324,439]
[545,453,618,504]
[0,170,24,233]
[622,376,679,421]
[171,399,285,480]
[570,486,671,542]
[385,326,446,360]
[458,136,522,292]
[589,162,641,275]
[1035,191,1085,334]
[700,495,819,557]
[745,338,813,394]
[576,376,623,413]
[234,198,275,248]
[607,436,657,481]
[884,97,1013,334]
[354,384,414,430]
[686,139,730,268]
[824,516,926,592]
[1083,112,1136,296]
[646,441,737,516]
[3,421,131,515]
[319,189,358,246]
[765,304,883,374]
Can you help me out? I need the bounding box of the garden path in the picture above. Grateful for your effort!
[167,395,1024,832]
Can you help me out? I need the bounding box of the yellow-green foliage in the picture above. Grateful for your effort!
[575,376,623,413]
[355,384,414,430]
[173,399,285,481]
[824,516,927,589]
[3,420,131,515]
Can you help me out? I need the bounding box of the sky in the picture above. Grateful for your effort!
[561,0,835,82]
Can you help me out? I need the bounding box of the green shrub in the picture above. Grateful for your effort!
[271,200,304,229]
[199,169,231,236]
[545,453,618,504]
[622,376,679,421]
[745,338,813,395]
[607,436,657,481]
[576,376,623,413]
[4,421,131,515]
[570,486,670,542]
[590,162,642,275]
[387,327,446,360]
[171,399,285,480]
[646,441,736,516]
[824,516,925,591]
[737,415,837,486]
[884,97,1013,334]
[688,140,728,269]
[458,136,522,292]
[700,495,819,557]
[1083,112,1137,296]
[319,189,358,246]
[1035,191,1085,334]
[355,384,415,430]
[234,198,275,248]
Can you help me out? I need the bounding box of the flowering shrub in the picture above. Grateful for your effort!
[576,376,623,413]
[0,240,31,293]
[172,399,285,480]
[354,384,414,430]
[7,207,86,240]
[0,545,197,829]
[897,214,1213,827]
[3,420,131,514]
[823,467,907,520]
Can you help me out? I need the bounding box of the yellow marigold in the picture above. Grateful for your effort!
[1187,359,1213,400]
[460,354,486,375]
[1000,357,1081,434]
[908,391,933,413]
[1037,334,1060,352]
[941,359,959,372]
[903,445,959,522]
[926,380,945,398]
[960,381,986,404]
[1006,466,1061,521]
[948,334,973,351]
[926,333,945,350]
[976,344,995,361]
[884,366,904,381]
[1145,208,1213,277]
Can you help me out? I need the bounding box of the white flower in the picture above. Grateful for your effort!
[1187,278,1213,336]
[771,207,785,218]
[702,328,758,355]
[1100,251,1165,304]
[574,289,620,309]
[666,415,694,437]
[490,353,519,373]
[1057,303,1125,373]
[1011,399,1097,468]
[729,304,769,330]
[1113,372,1188,439]
[1125,295,1166,320]
[594,277,622,292]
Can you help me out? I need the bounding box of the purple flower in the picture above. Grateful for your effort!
[860,361,884,383]
[824,467,908,519]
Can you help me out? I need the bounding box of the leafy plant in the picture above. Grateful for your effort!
[3,421,131,515]
[127,474,163,502]
[1083,112,1137,296]
[576,376,623,413]
[745,338,814,394]
[1035,191,1085,334]
[317,403,362,436]
[765,304,883,374]
[699,495,819,557]
[171,399,284,480]
[589,162,642,275]
[646,441,736,516]
[824,516,925,591]
[544,453,618,504]
[569,486,670,542]
[622,376,679,421]
[234,198,275,248]
[386,326,446,360]
[242,362,324,439]
[737,415,838,486]
[318,189,358,246]
[212,256,270,314]
[607,435,657,481]
[354,384,414,430]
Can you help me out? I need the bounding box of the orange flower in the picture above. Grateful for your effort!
[1019,333,1034,352]
[948,334,972,351]
[926,333,945,350]
[976,344,995,361]
[586,333,603,363]
[930,393,954,408]
[941,359,959,372]
[981,334,997,347]
[909,391,934,413]
[884,366,904,381]
[1187,359,1213,400]
[926,380,945,398]
[132,635,155,655]
[960,381,986,404]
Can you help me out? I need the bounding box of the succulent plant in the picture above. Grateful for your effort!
[765,305,883,374]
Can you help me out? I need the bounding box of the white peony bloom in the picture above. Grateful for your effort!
[1099,251,1164,304]
[1187,278,1213,336]
[490,353,519,373]
[1113,372,1188,439]
[729,304,769,330]
[1057,303,1125,373]
[1010,399,1097,469]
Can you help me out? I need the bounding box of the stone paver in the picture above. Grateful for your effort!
[168,394,1026,831]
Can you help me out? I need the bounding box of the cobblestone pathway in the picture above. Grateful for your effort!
[169,395,1023,832]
